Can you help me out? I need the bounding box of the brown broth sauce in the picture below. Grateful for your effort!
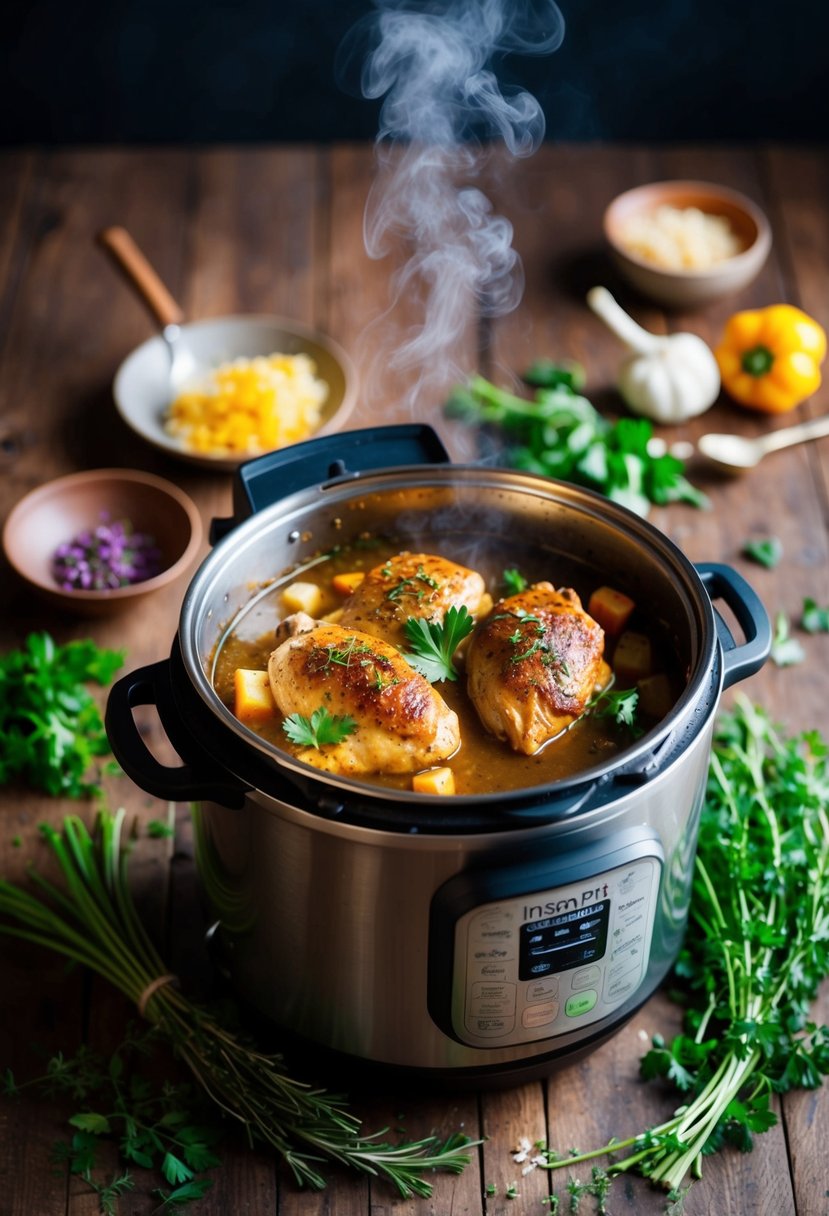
[212,537,677,795]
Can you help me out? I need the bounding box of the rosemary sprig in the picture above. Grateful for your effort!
[0,810,476,1196]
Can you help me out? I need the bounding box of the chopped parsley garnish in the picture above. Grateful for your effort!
[742,537,783,569]
[491,609,567,673]
[282,707,358,748]
[801,596,829,633]
[403,605,475,682]
[313,637,374,668]
[590,686,640,729]
[385,564,441,603]
[501,567,528,595]
[770,612,805,667]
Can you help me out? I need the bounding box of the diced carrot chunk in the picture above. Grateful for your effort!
[588,585,636,636]
[332,571,365,596]
[234,669,277,724]
[613,631,653,686]
[412,767,456,796]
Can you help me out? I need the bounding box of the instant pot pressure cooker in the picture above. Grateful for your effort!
[106,425,771,1085]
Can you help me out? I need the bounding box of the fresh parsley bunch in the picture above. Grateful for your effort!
[539,697,829,1199]
[446,371,707,518]
[0,632,124,797]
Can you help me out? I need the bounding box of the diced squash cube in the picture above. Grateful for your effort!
[476,592,494,617]
[613,631,653,686]
[321,607,344,624]
[332,571,365,596]
[412,767,456,796]
[282,581,322,615]
[588,585,636,636]
[637,673,673,720]
[234,669,277,724]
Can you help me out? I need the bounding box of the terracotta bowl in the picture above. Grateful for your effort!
[604,180,772,309]
[2,468,203,614]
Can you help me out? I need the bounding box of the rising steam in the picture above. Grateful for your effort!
[337,0,564,414]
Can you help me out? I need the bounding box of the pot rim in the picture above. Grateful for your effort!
[176,462,720,811]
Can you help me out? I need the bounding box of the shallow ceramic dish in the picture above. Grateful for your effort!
[604,180,772,309]
[113,315,358,472]
[2,468,203,614]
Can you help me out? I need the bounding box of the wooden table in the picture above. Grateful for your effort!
[1,145,828,1216]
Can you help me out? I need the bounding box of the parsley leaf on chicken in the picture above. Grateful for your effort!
[282,707,358,749]
[402,605,475,683]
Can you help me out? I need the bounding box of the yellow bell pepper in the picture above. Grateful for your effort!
[715,304,826,413]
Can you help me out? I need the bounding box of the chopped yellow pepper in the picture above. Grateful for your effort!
[715,304,826,413]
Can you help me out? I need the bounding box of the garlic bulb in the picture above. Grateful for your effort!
[587,286,720,423]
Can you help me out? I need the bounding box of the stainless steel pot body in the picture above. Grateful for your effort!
[196,723,711,1073]
[107,427,770,1079]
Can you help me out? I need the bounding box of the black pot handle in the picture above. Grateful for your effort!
[696,562,772,690]
[105,661,249,808]
[221,423,451,532]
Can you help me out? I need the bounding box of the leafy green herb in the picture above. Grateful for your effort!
[445,373,708,518]
[535,697,829,1199]
[742,537,783,569]
[501,567,528,595]
[523,358,586,393]
[590,686,640,729]
[283,706,357,748]
[0,632,124,797]
[11,1028,218,1212]
[770,611,806,666]
[801,596,829,633]
[403,605,475,682]
[147,819,175,839]
[0,811,477,1196]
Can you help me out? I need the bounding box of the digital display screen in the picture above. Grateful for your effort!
[519,901,610,980]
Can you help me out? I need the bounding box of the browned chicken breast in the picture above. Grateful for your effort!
[466,582,608,755]
[268,622,460,776]
[338,552,486,649]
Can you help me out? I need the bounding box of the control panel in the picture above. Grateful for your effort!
[439,847,662,1049]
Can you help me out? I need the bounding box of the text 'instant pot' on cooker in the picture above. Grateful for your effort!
[106,425,771,1086]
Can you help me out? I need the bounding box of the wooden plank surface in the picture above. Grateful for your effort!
[1,144,828,1216]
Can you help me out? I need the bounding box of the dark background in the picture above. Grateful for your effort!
[2,0,826,145]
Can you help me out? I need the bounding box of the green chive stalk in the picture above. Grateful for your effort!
[0,809,475,1195]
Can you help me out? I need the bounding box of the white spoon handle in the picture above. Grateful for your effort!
[759,413,829,455]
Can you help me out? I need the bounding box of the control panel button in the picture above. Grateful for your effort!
[466,1015,514,1037]
[468,982,516,1017]
[565,989,598,1017]
[526,978,558,1002]
[470,961,511,983]
[522,1000,559,1028]
[571,965,601,991]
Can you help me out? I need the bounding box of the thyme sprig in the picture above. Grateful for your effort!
[0,811,476,1196]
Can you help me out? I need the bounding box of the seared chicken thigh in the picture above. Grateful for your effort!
[467,583,608,755]
[338,552,486,649]
[268,622,460,776]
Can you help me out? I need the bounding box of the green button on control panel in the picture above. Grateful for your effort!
[565,989,598,1017]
